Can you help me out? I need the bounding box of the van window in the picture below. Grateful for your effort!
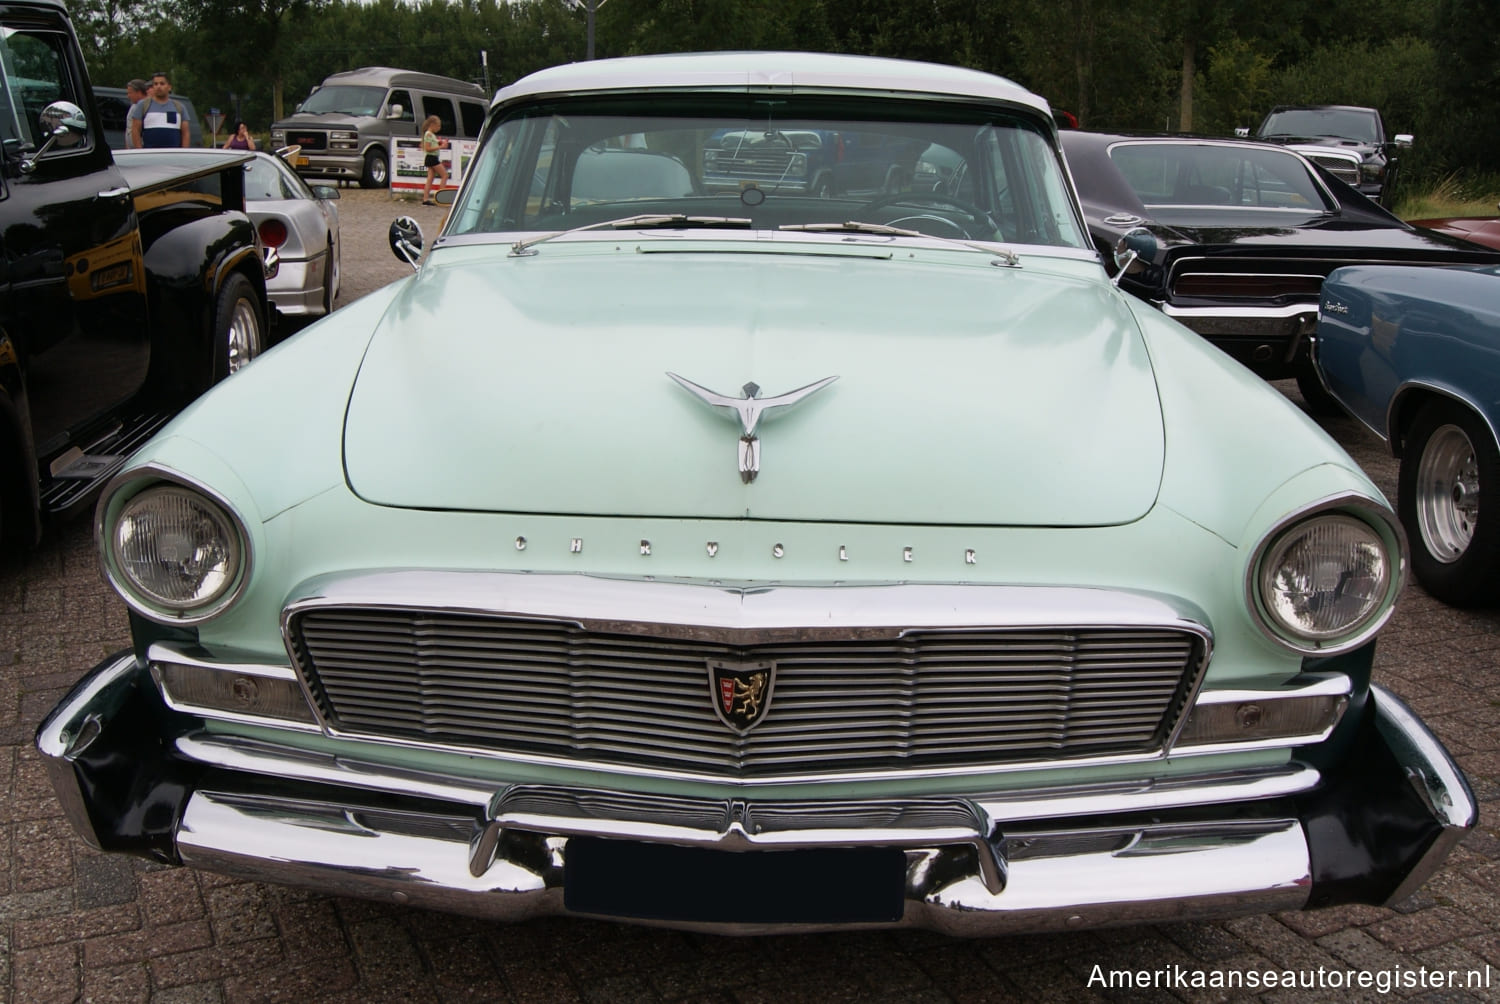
[460,100,484,137]
[387,89,414,122]
[422,95,456,136]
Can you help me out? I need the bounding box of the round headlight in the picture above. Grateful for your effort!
[110,484,244,618]
[1255,513,1394,648]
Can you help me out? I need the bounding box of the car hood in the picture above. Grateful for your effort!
[342,242,1165,527]
[1135,217,1500,258]
[1263,135,1377,155]
[275,112,371,129]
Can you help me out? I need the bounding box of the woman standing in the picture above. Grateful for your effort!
[421,115,448,206]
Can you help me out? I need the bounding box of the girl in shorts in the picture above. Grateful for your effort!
[421,115,448,206]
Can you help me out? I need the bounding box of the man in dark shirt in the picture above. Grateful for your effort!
[129,72,189,149]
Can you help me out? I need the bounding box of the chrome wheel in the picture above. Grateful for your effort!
[1415,423,1480,563]
[224,296,262,375]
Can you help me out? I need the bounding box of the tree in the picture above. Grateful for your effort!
[168,0,325,123]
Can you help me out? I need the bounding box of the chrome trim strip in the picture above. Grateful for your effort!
[1189,673,1351,705]
[278,573,1214,782]
[976,764,1318,822]
[175,788,1311,934]
[1242,492,1408,656]
[1162,302,1319,321]
[148,642,298,681]
[94,462,255,627]
[1372,684,1478,906]
[171,728,1318,816]
[281,571,1213,647]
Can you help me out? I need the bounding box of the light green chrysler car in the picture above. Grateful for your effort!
[39,52,1473,934]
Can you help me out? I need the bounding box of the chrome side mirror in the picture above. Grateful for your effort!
[1394,133,1414,149]
[311,185,341,201]
[390,216,424,269]
[1234,126,1250,138]
[1111,227,1157,285]
[22,100,87,173]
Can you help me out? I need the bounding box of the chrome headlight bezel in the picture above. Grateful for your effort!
[96,468,252,625]
[1246,495,1407,656]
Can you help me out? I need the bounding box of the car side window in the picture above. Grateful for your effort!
[0,26,84,153]
[422,95,456,136]
[387,89,414,122]
[460,100,485,138]
[95,92,128,134]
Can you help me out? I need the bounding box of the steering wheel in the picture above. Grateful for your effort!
[857,190,997,235]
[886,214,971,239]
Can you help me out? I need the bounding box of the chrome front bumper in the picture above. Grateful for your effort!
[38,653,1474,936]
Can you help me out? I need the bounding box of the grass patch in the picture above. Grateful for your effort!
[1393,173,1500,221]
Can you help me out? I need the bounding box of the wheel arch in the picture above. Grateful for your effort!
[1388,382,1499,461]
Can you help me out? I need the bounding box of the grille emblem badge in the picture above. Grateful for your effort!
[668,372,838,483]
[708,658,775,733]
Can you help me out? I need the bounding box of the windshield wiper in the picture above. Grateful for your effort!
[511,214,753,256]
[779,221,1020,266]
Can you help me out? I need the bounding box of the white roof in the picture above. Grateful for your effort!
[494,51,1051,119]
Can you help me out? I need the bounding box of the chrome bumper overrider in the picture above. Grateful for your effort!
[38,653,1475,935]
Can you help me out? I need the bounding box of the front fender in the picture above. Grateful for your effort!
[141,212,264,401]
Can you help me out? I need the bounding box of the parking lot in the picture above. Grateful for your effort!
[3,187,1500,1003]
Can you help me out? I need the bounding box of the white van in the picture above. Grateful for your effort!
[270,67,488,188]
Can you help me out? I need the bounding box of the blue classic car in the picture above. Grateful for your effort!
[38,52,1472,935]
[1314,264,1500,605]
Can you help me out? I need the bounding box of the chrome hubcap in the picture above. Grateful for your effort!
[1417,423,1481,563]
[225,298,261,375]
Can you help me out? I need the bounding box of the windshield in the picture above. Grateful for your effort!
[447,94,1086,248]
[1109,142,1333,213]
[244,155,313,201]
[299,85,388,117]
[1260,108,1379,144]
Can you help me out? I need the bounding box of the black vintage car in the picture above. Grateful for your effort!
[0,0,271,550]
[1060,130,1500,409]
[1241,104,1409,205]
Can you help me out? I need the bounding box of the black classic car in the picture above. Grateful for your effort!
[0,0,271,551]
[1060,131,1500,409]
[1240,105,1410,205]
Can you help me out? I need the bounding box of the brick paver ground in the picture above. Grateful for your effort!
[3,188,1499,1002]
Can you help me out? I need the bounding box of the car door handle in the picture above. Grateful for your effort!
[97,187,130,199]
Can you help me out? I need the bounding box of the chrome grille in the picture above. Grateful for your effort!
[288,608,1204,776]
[1304,154,1359,185]
[287,130,327,151]
[706,151,800,183]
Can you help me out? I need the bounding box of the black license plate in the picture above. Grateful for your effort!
[564,838,906,924]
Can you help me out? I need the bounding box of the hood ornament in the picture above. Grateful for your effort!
[668,372,839,483]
